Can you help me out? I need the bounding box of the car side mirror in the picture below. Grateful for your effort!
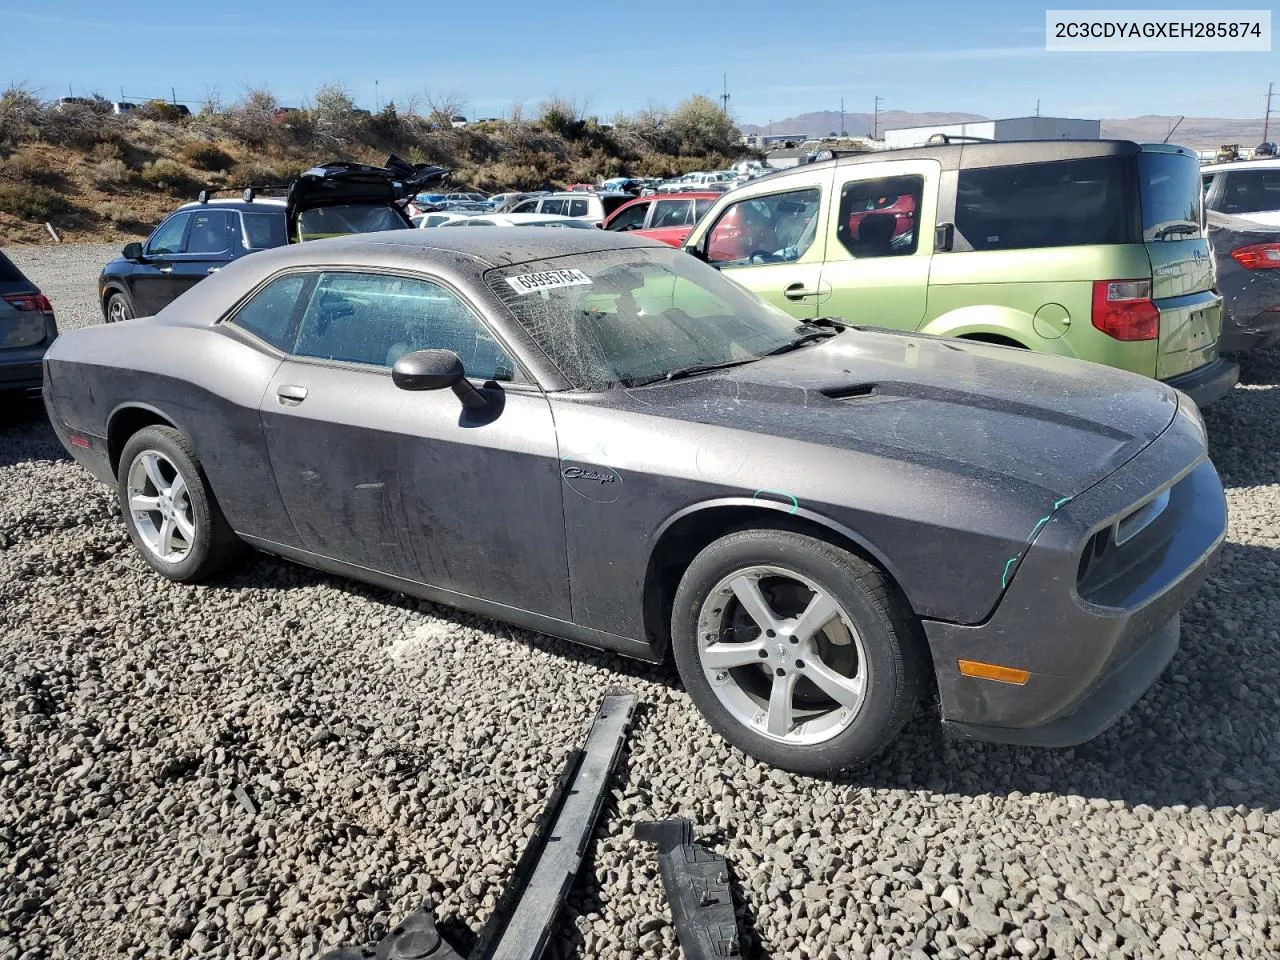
[392,349,487,410]
[123,242,144,260]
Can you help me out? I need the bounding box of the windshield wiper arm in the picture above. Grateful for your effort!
[761,327,841,357]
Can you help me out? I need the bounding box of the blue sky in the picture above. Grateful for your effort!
[3,0,1276,123]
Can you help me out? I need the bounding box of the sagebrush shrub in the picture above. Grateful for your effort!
[180,141,233,171]
[0,181,67,220]
[139,157,192,191]
[92,158,130,188]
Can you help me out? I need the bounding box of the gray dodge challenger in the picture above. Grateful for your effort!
[43,229,1227,774]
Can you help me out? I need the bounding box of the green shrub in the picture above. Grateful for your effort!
[231,160,288,187]
[139,157,192,191]
[179,141,233,171]
[92,157,130,188]
[1,148,60,186]
[98,200,138,223]
[0,182,67,220]
[137,100,187,123]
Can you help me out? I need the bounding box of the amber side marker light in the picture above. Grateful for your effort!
[957,659,1030,685]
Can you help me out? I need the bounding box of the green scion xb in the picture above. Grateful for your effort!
[683,140,1237,406]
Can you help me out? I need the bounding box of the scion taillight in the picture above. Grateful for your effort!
[1091,279,1159,341]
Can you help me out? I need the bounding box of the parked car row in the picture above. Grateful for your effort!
[77,140,1280,414]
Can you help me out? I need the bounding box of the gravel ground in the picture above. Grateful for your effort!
[2,242,1279,960]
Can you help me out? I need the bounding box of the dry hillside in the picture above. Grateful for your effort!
[0,87,745,245]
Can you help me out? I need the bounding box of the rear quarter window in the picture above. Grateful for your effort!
[1138,153,1203,241]
[954,157,1133,251]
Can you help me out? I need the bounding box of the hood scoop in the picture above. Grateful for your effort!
[820,384,878,402]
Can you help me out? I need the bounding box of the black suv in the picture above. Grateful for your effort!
[98,157,449,321]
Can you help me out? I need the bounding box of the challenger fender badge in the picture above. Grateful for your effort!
[561,463,622,504]
[562,466,616,483]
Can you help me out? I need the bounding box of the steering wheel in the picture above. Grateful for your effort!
[749,249,782,264]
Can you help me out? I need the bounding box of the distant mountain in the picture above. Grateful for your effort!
[1100,115,1268,149]
[741,110,1271,150]
[739,110,986,139]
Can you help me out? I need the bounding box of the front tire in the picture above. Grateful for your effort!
[671,529,925,775]
[105,291,133,323]
[117,426,241,581]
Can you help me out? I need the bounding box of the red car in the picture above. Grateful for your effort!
[565,183,596,192]
[600,192,720,247]
[846,190,916,240]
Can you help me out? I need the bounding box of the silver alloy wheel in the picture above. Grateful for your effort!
[696,564,868,745]
[108,297,129,323]
[126,450,195,563]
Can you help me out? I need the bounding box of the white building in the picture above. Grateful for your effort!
[882,116,1101,149]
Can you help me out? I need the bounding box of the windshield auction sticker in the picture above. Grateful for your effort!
[505,269,593,295]
[1046,10,1270,51]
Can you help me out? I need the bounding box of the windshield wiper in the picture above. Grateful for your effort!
[624,356,762,387]
[1151,223,1200,240]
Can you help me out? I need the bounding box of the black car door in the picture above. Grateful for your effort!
[130,211,191,315]
[257,268,571,620]
[167,208,239,296]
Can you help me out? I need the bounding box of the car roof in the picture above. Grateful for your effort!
[176,198,287,212]
[483,212,583,223]
[232,226,663,271]
[627,191,721,202]
[747,138,1160,186]
[539,191,631,199]
[1201,158,1280,172]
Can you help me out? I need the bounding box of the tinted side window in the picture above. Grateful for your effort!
[607,202,650,231]
[652,200,694,228]
[146,213,191,255]
[954,158,1132,251]
[693,199,716,221]
[228,273,308,350]
[706,188,821,265]
[511,200,539,213]
[243,212,288,249]
[568,198,590,217]
[1216,170,1280,215]
[836,175,923,258]
[541,198,569,216]
[293,272,517,380]
[186,210,236,254]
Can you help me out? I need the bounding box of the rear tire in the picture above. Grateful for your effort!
[670,528,925,775]
[117,426,242,582]
[105,291,133,323]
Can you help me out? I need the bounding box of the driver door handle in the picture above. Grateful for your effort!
[207,266,221,274]
[158,265,173,274]
[276,385,308,405]
[784,282,817,300]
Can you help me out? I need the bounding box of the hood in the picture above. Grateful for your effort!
[1214,209,1280,228]
[286,155,450,240]
[625,329,1179,503]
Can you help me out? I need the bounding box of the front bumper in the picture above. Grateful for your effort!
[1161,356,1238,409]
[925,396,1226,747]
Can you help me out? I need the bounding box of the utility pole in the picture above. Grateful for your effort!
[720,74,730,116]
[1035,98,1040,117]
[840,98,845,137]
[171,86,177,105]
[872,96,883,139]
[1264,82,1275,143]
